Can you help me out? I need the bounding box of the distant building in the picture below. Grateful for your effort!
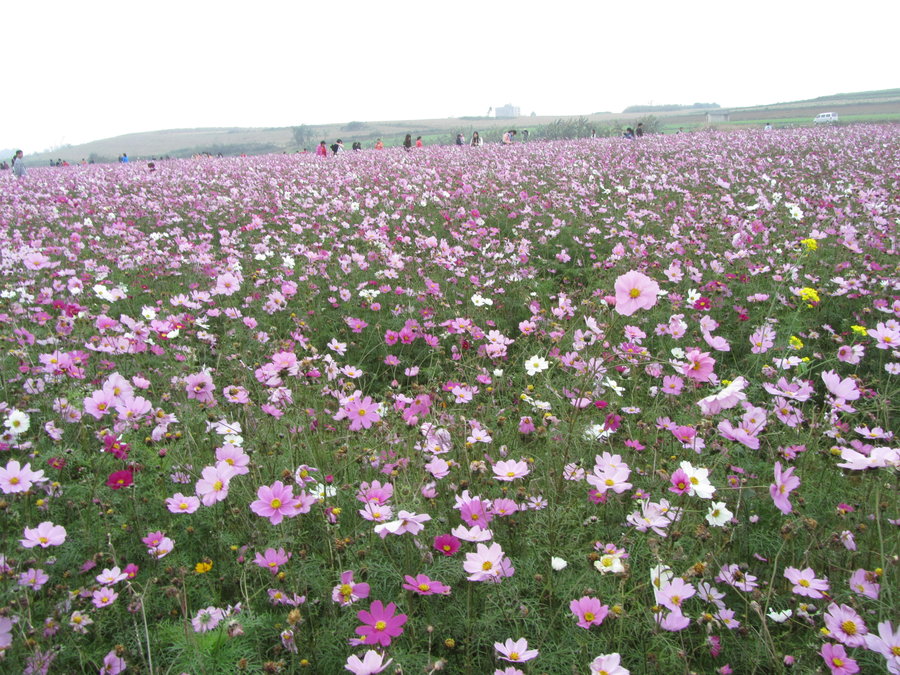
[706,111,731,123]
[496,104,520,119]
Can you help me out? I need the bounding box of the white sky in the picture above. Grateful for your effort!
[2,0,898,154]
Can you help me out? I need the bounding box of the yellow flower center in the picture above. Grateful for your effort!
[213,481,223,491]
[340,584,353,597]
[418,583,430,592]
[374,621,387,631]
[271,498,282,509]
[584,612,595,621]
[509,652,520,661]
[799,579,810,587]
[841,620,857,635]
[629,288,641,298]
[482,561,493,571]
[10,477,19,485]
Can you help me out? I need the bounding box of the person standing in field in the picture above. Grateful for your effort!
[403,134,412,151]
[415,136,423,148]
[635,123,644,137]
[12,150,26,178]
[316,141,328,157]
[456,133,465,146]
[471,131,483,147]
[501,130,516,145]
[374,138,384,150]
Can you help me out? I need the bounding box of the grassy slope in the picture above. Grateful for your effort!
[28,88,900,163]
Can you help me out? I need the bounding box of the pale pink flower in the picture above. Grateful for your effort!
[20,521,67,548]
[613,270,660,316]
[195,463,237,506]
[769,461,800,515]
[249,481,302,525]
[494,637,538,663]
[784,566,829,598]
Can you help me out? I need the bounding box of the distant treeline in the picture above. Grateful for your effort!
[622,103,720,113]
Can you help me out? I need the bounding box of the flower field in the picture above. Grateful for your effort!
[1,126,898,674]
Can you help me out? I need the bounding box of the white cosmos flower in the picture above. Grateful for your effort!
[4,410,30,436]
[524,355,549,376]
[551,556,568,571]
[705,501,733,527]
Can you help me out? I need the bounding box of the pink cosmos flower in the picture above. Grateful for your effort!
[96,566,127,586]
[682,348,716,382]
[459,498,493,527]
[166,493,201,514]
[0,459,48,494]
[613,271,660,316]
[784,566,829,598]
[254,547,291,575]
[18,567,49,591]
[865,621,900,674]
[249,480,302,525]
[373,510,431,538]
[333,570,371,606]
[344,650,393,675]
[658,578,696,612]
[185,370,216,404]
[341,395,381,431]
[769,461,800,515]
[696,376,747,415]
[848,568,879,600]
[822,370,860,401]
[824,603,868,647]
[494,638,538,663]
[195,463,237,506]
[402,573,451,596]
[355,600,407,647]
[820,643,859,675]
[192,606,225,633]
[100,650,126,675]
[570,596,609,629]
[464,542,515,582]
[92,586,119,608]
[668,468,691,495]
[492,459,530,481]
[20,521,67,549]
[589,653,630,675]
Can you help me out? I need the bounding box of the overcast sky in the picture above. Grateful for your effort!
[3,0,898,154]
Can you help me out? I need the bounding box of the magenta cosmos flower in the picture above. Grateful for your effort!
[570,596,609,629]
[106,469,133,490]
[21,521,67,548]
[249,480,302,525]
[494,637,538,663]
[402,573,451,596]
[613,271,660,316]
[433,534,461,556]
[354,600,407,647]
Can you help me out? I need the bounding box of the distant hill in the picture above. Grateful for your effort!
[25,88,900,164]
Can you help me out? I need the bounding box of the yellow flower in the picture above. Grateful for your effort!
[789,336,804,350]
[798,287,820,305]
[195,561,213,574]
[851,325,868,336]
[800,238,818,251]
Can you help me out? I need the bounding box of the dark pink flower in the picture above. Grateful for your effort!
[354,600,407,647]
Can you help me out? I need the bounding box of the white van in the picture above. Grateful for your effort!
[814,112,839,124]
